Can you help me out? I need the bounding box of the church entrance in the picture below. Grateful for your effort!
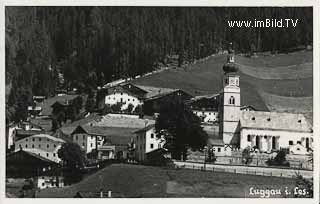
[306,138,309,150]
[272,136,276,150]
[255,136,260,149]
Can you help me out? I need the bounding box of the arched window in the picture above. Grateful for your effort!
[229,96,235,105]
[235,79,239,86]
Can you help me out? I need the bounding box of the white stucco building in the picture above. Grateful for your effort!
[14,134,65,163]
[193,110,219,123]
[34,176,64,189]
[104,90,143,111]
[133,124,165,161]
[239,111,313,153]
[71,126,100,154]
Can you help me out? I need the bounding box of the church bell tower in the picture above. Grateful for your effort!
[219,43,241,146]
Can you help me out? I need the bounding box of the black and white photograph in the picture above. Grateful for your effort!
[3,2,317,200]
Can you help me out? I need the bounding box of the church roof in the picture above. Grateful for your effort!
[240,111,313,133]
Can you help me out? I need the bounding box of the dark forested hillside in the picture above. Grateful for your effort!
[5,7,313,122]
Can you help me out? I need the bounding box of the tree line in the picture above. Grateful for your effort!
[5,7,313,122]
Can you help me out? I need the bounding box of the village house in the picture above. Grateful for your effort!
[101,83,192,115]
[70,125,101,154]
[187,94,220,124]
[103,85,144,111]
[14,134,65,163]
[6,121,44,151]
[29,116,53,132]
[35,94,83,117]
[133,124,165,162]
[141,87,193,116]
[6,150,59,178]
[70,125,139,160]
[34,175,64,189]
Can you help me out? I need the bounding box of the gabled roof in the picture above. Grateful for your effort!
[92,114,155,129]
[15,129,44,140]
[240,105,257,111]
[16,133,65,143]
[208,139,224,146]
[134,85,178,99]
[134,124,155,134]
[30,134,66,143]
[29,117,53,132]
[120,83,148,97]
[19,121,43,130]
[187,94,219,111]
[189,94,220,101]
[106,85,143,99]
[240,111,313,133]
[7,149,56,164]
[71,125,138,145]
[35,94,81,116]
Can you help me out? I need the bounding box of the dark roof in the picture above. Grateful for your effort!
[240,105,257,111]
[68,113,102,127]
[240,111,313,132]
[19,121,43,130]
[36,94,81,116]
[121,83,148,97]
[29,117,53,132]
[106,85,144,99]
[134,124,155,133]
[6,149,56,164]
[187,94,219,111]
[146,148,170,156]
[144,87,192,101]
[208,139,224,146]
[15,129,44,141]
[71,125,138,145]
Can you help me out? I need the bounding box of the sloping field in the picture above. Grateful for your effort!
[259,91,313,113]
[37,164,296,198]
[132,50,313,115]
[236,51,313,67]
[238,63,312,80]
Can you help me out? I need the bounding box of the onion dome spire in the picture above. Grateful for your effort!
[223,42,239,74]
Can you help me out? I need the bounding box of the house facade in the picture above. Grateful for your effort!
[14,134,65,163]
[70,125,138,159]
[187,94,219,124]
[71,126,99,154]
[34,176,64,189]
[239,111,313,153]
[193,110,219,123]
[133,125,165,161]
[104,88,143,111]
[102,83,192,116]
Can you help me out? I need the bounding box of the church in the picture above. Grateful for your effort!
[210,49,313,155]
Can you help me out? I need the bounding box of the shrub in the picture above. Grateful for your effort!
[266,149,290,167]
[242,147,253,165]
[206,149,217,163]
